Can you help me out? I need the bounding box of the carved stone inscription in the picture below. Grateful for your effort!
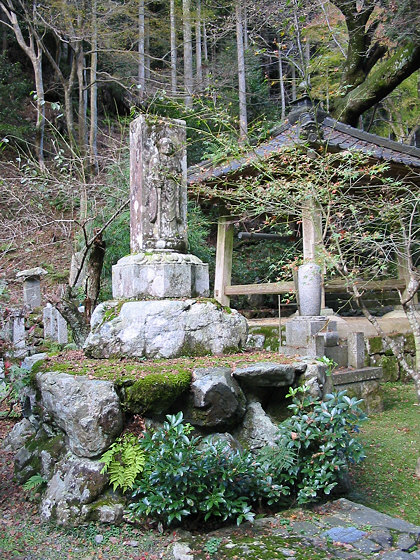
[130,115,188,253]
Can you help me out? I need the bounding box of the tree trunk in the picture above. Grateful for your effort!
[52,286,90,348]
[33,52,45,169]
[0,1,46,166]
[202,18,209,89]
[195,0,203,91]
[183,0,193,108]
[235,0,247,142]
[138,0,145,100]
[76,43,87,154]
[84,232,106,320]
[145,16,150,82]
[278,46,286,121]
[332,44,420,126]
[89,0,98,176]
[170,0,177,94]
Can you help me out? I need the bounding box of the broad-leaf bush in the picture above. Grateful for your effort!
[276,386,367,504]
[101,389,366,526]
[129,412,287,526]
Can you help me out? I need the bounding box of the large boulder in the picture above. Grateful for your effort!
[40,452,109,525]
[83,299,248,359]
[2,418,36,453]
[233,400,279,452]
[36,371,123,458]
[184,367,246,429]
[233,361,305,389]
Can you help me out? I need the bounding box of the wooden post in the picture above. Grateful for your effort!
[214,217,234,306]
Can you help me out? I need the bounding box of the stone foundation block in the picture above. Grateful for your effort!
[112,251,209,299]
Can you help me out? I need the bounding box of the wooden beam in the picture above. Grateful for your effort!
[214,217,234,306]
[225,281,295,296]
[224,278,406,297]
[324,278,407,293]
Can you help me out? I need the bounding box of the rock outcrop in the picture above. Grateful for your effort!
[84,300,248,359]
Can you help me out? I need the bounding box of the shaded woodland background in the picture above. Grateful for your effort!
[0,0,419,308]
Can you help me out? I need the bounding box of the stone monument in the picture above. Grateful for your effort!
[84,115,248,359]
[112,116,209,299]
[16,267,47,310]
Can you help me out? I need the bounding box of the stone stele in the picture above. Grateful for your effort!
[112,115,209,299]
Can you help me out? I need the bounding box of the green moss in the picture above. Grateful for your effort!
[403,333,415,353]
[117,370,192,414]
[249,325,280,352]
[379,355,399,382]
[367,336,383,355]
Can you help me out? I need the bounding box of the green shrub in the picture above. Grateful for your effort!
[104,388,366,526]
[276,386,367,504]
[130,412,288,526]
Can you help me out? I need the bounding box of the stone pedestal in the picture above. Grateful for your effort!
[284,317,340,358]
[112,251,209,299]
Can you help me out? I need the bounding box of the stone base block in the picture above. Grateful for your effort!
[284,316,340,358]
[332,366,383,414]
[112,251,209,299]
[84,299,248,359]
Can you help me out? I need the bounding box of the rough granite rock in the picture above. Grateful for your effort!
[36,371,123,458]
[84,299,248,359]
[184,367,246,429]
[14,428,66,484]
[233,361,305,388]
[233,400,279,451]
[40,452,109,525]
[2,418,36,452]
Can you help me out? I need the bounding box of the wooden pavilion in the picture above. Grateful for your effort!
[187,97,420,310]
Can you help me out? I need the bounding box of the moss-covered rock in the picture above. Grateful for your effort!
[379,355,400,382]
[366,336,383,355]
[248,326,280,352]
[117,370,192,415]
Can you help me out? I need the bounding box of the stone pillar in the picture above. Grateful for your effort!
[12,315,26,350]
[298,262,322,316]
[302,200,326,309]
[43,304,68,344]
[348,331,365,369]
[112,115,209,299]
[16,267,47,310]
[129,115,188,253]
[214,217,234,306]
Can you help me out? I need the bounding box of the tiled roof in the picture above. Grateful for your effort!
[187,116,420,184]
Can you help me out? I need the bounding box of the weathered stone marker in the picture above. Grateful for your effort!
[16,267,47,309]
[85,115,247,359]
[43,303,68,344]
[129,116,188,253]
[112,115,209,299]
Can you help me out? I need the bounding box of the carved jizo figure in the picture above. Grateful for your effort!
[130,116,188,253]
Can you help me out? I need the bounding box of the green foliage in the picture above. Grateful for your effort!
[0,364,32,404]
[203,537,222,556]
[22,474,47,491]
[100,433,146,493]
[276,386,367,504]
[0,53,33,143]
[130,412,288,526]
